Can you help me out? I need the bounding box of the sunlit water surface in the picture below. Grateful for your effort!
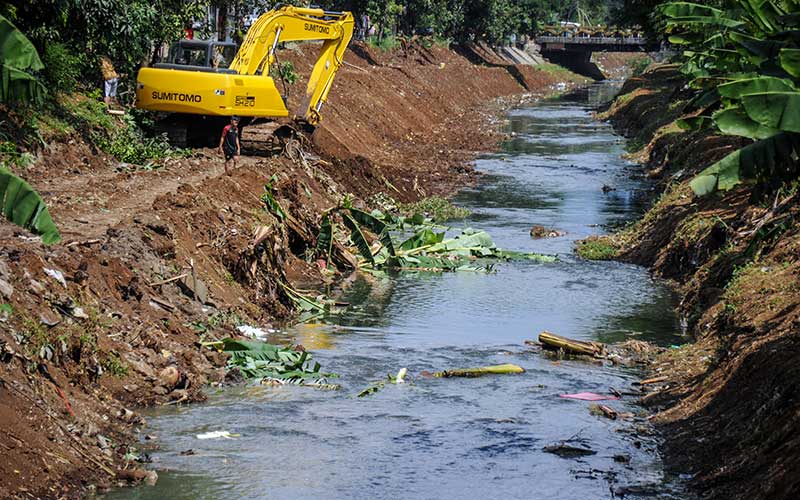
[107,84,690,500]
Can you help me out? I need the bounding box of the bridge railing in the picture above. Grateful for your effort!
[535,36,649,45]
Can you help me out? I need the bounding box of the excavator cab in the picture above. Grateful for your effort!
[159,40,239,72]
[135,6,354,146]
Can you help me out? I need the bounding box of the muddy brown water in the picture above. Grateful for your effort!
[106,83,692,500]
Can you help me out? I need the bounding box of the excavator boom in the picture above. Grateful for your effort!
[135,6,354,126]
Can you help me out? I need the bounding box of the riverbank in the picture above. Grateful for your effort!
[597,65,800,499]
[0,42,586,498]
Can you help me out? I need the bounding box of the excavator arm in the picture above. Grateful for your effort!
[231,6,354,124]
[135,6,353,127]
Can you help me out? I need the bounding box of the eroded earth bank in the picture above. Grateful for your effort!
[597,65,800,500]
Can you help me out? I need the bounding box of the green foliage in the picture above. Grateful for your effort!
[0,14,45,104]
[341,212,375,265]
[366,34,401,51]
[6,0,204,89]
[660,0,800,195]
[261,175,287,221]
[629,56,652,76]
[40,42,84,93]
[275,61,298,85]
[576,238,617,260]
[398,196,470,222]
[93,114,179,166]
[102,352,128,377]
[350,0,623,44]
[0,141,35,169]
[316,203,556,272]
[221,338,337,387]
[0,166,61,244]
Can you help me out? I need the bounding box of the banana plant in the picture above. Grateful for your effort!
[0,167,60,244]
[660,0,800,195]
[0,14,45,104]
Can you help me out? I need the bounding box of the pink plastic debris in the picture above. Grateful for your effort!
[559,392,620,401]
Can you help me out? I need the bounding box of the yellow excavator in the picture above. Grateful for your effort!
[135,5,354,145]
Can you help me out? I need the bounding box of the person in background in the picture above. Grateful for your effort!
[100,56,119,107]
[219,116,241,176]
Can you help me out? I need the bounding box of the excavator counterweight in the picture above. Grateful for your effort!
[135,6,354,144]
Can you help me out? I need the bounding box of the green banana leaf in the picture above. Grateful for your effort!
[1,64,45,104]
[742,91,800,133]
[729,32,784,62]
[398,228,444,252]
[342,212,374,264]
[779,48,800,78]
[677,115,715,131]
[316,214,333,258]
[221,338,334,385]
[659,2,727,19]
[717,76,796,99]
[713,107,780,138]
[685,87,720,112]
[665,15,745,28]
[0,14,43,71]
[0,167,60,244]
[690,132,799,195]
[347,207,395,256]
[0,14,45,103]
[739,0,783,33]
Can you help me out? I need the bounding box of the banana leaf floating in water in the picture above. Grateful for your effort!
[317,204,556,273]
[219,338,339,389]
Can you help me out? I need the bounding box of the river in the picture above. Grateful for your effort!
[107,83,690,500]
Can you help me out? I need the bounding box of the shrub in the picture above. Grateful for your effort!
[41,42,85,93]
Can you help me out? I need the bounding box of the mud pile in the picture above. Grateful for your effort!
[0,42,579,498]
[600,65,800,500]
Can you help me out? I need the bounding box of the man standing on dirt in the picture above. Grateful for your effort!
[219,116,241,176]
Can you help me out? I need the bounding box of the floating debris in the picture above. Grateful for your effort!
[196,431,238,440]
[357,368,409,398]
[560,392,620,401]
[530,225,566,238]
[429,363,525,378]
[539,331,604,357]
[543,442,596,458]
[213,338,339,388]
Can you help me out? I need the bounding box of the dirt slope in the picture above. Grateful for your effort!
[0,42,579,499]
[598,65,800,500]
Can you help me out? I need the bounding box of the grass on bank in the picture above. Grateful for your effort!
[2,90,187,170]
[576,237,618,260]
[398,196,470,222]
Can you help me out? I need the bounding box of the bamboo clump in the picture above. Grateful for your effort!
[538,331,604,357]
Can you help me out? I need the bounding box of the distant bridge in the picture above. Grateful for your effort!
[534,34,660,80]
[535,35,659,53]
